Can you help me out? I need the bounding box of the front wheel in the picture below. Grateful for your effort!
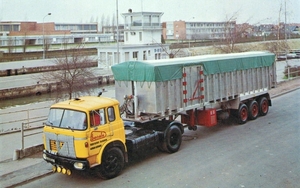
[95,147,124,179]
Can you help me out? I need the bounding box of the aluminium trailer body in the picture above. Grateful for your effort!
[111,51,276,127]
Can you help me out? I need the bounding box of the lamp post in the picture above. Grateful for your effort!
[188,17,195,49]
[116,0,119,64]
[43,13,51,60]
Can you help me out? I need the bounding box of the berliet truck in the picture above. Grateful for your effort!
[43,51,276,179]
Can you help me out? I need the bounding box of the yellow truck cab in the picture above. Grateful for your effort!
[43,96,127,179]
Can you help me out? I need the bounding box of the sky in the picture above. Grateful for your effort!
[0,0,299,25]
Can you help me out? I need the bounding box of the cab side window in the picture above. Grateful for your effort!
[99,109,106,124]
[108,107,115,122]
[90,109,106,127]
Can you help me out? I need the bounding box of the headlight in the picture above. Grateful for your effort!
[74,162,84,170]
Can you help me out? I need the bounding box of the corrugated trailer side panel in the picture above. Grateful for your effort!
[112,52,276,120]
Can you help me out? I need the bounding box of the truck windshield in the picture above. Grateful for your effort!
[46,108,87,130]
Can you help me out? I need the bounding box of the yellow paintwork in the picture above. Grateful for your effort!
[43,96,127,166]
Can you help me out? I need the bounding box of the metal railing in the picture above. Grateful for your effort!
[21,119,46,150]
[0,106,49,150]
[284,66,300,80]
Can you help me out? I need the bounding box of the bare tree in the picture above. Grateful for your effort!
[111,13,115,28]
[263,40,289,56]
[213,12,253,53]
[90,16,94,23]
[39,44,96,99]
[106,15,110,27]
[7,37,14,53]
[153,38,182,58]
[44,36,51,58]
[100,14,105,33]
[111,13,116,40]
[22,34,27,53]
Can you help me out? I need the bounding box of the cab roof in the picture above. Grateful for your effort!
[50,96,119,112]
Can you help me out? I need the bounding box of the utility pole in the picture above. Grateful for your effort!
[43,13,51,60]
[116,0,119,64]
[284,0,289,79]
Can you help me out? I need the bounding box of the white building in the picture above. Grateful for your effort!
[186,21,236,40]
[97,10,170,68]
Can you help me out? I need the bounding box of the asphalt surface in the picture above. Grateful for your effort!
[0,77,299,188]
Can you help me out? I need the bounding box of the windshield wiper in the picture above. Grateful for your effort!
[44,121,53,126]
[67,126,74,132]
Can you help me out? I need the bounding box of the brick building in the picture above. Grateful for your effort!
[0,21,112,48]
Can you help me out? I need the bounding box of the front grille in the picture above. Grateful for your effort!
[45,132,76,158]
[50,140,64,152]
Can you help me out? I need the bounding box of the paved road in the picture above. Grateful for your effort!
[0,56,98,71]
[16,89,300,188]
[0,59,56,71]
[0,67,112,90]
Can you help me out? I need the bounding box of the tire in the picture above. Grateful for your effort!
[258,97,269,116]
[163,125,182,153]
[96,147,124,179]
[248,100,259,120]
[238,103,248,124]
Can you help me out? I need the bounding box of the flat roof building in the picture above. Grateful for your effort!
[97,10,170,68]
[0,21,113,50]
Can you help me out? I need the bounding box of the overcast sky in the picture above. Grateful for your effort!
[0,0,299,25]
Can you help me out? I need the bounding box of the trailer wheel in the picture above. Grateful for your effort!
[238,103,248,124]
[248,100,259,120]
[95,147,124,179]
[164,125,182,153]
[258,97,269,116]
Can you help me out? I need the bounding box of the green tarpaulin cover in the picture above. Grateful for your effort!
[111,51,275,82]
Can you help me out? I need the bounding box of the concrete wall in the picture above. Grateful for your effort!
[13,144,44,160]
[0,75,114,100]
[0,65,57,77]
[0,61,97,77]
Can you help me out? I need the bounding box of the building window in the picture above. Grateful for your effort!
[125,32,128,41]
[133,51,138,60]
[143,51,147,60]
[13,25,19,31]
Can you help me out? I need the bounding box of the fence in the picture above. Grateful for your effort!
[0,106,49,150]
[284,65,300,80]
[276,59,300,82]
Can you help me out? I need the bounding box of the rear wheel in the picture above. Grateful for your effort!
[248,100,259,120]
[238,103,248,124]
[258,97,269,116]
[95,147,124,179]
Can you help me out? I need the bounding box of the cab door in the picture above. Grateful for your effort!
[88,108,112,156]
[107,106,125,142]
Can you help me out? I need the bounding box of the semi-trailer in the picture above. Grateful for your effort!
[42,51,276,179]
